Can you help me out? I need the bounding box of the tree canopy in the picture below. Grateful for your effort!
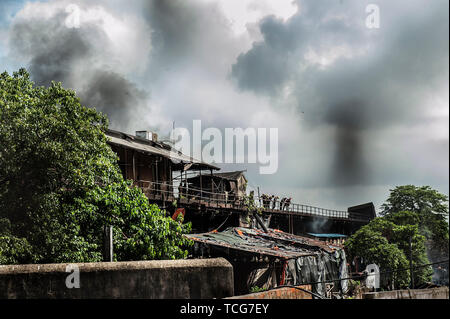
[0,68,192,264]
[345,211,432,289]
[345,185,449,289]
[381,185,449,253]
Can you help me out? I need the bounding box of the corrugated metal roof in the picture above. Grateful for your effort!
[212,170,247,181]
[307,233,347,238]
[186,227,341,260]
[105,129,219,171]
[186,170,247,182]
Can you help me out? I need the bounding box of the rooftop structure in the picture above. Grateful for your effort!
[105,128,376,235]
[186,227,349,297]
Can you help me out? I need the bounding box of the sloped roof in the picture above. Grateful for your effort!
[186,227,342,260]
[213,170,247,181]
[105,129,219,171]
[187,170,247,182]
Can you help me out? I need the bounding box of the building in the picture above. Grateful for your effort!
[307,233,347,246]
[187,227,349,297]
[105,129,219,205]
[105,129,375,234]
[180,170,247,203]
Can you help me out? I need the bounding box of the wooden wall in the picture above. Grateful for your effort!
[109,144,172,186]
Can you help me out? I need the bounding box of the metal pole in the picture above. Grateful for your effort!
[185,170,187,198]
[257,186,261,208]
[288,213,291,234]
[170,163,173,198]
[132,151,136,181]
[155,159,159,195]
[210,169,213,203]
[409,236,414,289]
[103,225,113,262]
[290,214,294,234]
[199,169,203,201]
[124,149,128,179]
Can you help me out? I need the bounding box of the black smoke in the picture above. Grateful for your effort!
[231,0,449,187]
[9,8,148,132]
[325,98,369,186]
[80,70,148,130]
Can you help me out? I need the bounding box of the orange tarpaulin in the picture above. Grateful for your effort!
[172,208,186,221]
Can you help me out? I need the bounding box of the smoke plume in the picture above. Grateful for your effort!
[8,1,153,132]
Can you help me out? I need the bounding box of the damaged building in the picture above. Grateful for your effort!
[104,128,380,298]
[180,170,247,203]
[105,128,375,235]
[106,129,219,205]
[186,227,349,298]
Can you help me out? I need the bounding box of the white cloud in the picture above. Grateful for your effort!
[199,0,298,35]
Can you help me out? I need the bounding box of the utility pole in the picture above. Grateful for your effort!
[409,235,414,289]
[172,121,175,144]
[103,225,113,262]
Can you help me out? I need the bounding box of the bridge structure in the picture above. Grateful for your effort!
[135,180,375,236]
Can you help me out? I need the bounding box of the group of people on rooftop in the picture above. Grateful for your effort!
[260,194,292,211]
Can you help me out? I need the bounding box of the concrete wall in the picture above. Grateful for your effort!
[0,258,233,299]
[363,287,449,299]
[226,285,313,299]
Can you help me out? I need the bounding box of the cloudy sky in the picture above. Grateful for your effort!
[1,0,448,212]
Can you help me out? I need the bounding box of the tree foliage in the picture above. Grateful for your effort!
[0,68,192,264]
[345,212,433,289]
[380,185,449,254]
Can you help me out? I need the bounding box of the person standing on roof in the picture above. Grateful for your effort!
[280,197,286,210]
[272,196,279,210]
[263,194,270,209]
[268,195,274,210]
[284,197,292,211]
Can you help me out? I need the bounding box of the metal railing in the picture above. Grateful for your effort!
[132,180,372,222]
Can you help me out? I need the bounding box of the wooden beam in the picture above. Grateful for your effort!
[210,169,213,203]
[199,169,203,200]
[132,151,136,181]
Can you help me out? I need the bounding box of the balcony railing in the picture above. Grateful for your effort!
[132,180,372,222]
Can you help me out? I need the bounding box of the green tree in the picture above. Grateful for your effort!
[0,68,192,264]
[345,212,432,289]
[380,185,449,256]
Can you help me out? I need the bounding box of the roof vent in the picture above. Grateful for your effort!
[136,130,158,142]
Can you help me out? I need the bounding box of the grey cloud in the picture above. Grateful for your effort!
[143,0,233,74]
[4,0,447,209]
[231,1,365,95]
[231,0,449,187]
[139,0,256,133]
[79,70,148,131]
[231,41,289,94]
[9,7,148,132]
[11,13,97,86]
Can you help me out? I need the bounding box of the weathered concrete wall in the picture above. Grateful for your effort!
[226,286,313,299]
[363,287,449,299]
[0,258,233,299]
